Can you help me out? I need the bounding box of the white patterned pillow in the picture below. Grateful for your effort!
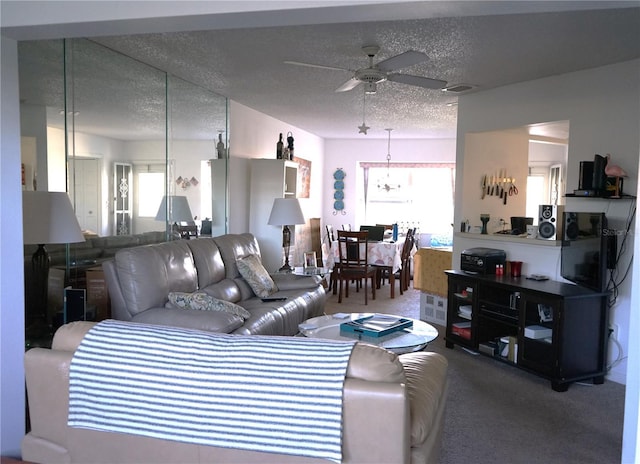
[236,254,278,298]
[168,292,251,320]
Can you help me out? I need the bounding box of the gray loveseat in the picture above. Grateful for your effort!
[102,233,327,336]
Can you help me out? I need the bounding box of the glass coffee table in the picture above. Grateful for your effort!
[299,313,438,354]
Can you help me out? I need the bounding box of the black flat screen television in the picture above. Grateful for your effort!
[561,212,608,292]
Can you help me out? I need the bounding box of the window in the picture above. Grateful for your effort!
[360,163,455,246]
[137,172,165,217]
[526,170,546,222]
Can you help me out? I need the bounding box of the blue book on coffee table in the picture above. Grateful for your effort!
[340,315,413,338]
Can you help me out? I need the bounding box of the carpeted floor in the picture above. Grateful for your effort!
[324,284,625,464]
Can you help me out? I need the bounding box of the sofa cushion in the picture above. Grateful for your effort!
[185,238,226,289]
[346,343,407,383]
[236,254,278,298]
[213,233,262,280]
[131,307,244,333]
[115,240,197,316]
[167,291,251,320]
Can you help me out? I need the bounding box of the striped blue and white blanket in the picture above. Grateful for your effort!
[68,320,356,463]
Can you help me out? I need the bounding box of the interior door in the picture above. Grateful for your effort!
[70,158,100,233]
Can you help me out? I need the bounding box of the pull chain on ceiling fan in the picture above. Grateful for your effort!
[358,89,370,134]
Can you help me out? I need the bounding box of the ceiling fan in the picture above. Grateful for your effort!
[284,45,447,94]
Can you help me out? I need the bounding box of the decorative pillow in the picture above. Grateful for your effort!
[236,254,278,298]
[168,292,251,320]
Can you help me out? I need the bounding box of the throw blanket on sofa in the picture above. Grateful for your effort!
[68,320,356,463]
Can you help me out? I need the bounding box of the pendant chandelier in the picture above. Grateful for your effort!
[377,128,401,192]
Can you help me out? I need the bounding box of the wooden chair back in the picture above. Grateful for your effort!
[326,224,335,246]
[337,230,369,268]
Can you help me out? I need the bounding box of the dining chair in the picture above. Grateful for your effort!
[326,224,335,243]
[324,224,337,292]
[376,228,415,297]
[336,230,377,305]
[341,224,352,231]
[398,230,416,292]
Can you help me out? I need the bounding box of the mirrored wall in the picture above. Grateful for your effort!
[19,38,228,337]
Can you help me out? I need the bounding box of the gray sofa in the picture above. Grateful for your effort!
[24,231,167,268]
[102,233,327,336]
[24,231,167,326]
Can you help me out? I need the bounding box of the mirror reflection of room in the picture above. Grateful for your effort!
[19,38,229,341]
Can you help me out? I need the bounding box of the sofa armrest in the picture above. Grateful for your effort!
[342,379,410,463]
[271,273,322,290]
[102,259,130,320]
[24,348,73,451]
[398,352,449,447]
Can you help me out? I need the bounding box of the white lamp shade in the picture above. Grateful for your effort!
[23,191,85,245]
[267,198,305,226]
[155,195,194,222]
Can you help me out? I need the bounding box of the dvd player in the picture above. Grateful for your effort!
[573,189,599,197]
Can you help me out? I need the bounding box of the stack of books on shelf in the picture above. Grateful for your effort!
[458,305,472,320]
[451,321,472,339]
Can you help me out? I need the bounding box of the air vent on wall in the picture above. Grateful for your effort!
[442,84,476,93]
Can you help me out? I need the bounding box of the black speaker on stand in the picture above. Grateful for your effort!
[538,205,564,240]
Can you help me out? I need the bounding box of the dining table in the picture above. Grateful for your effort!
[329,236,414,274]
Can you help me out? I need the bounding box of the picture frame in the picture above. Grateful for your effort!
[304,251,317,269]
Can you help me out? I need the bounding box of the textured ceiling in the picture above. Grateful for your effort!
[16,3,640,140]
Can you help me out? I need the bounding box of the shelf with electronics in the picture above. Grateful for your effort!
[453,232,561,247]
[566,153,635,200]
[445,270,609,392]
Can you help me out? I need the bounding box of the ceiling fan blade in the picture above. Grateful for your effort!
[335,77,362,92]
[284,60,351,73]
[387,73,447,90]
[376,50,428,72]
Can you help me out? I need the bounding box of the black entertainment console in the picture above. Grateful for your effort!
[445,270,609,392]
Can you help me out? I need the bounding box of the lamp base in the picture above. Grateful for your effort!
[279,263,293,273]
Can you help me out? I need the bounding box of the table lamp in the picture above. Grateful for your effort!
[268,198,305,272]
[155,195,195,239]
[23,191,85,336]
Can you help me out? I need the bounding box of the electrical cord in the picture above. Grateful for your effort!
[606,328,627,372]
[606,199,636,307]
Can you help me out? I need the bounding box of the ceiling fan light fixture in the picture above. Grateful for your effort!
[364,82,377,94]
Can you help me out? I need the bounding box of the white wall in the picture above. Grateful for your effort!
[455,59,640,386]
[229,101,325,234]
[19,105,49,191]
[323,137,456,233]
[1,36,26,458]
[461,129,529,231]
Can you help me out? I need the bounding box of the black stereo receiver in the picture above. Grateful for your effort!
[461,247,506,275]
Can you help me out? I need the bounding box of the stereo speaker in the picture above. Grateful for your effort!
[564,212,579,241]
[538,205,564,240]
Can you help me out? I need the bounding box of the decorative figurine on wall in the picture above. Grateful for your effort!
[333,168,346,215]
